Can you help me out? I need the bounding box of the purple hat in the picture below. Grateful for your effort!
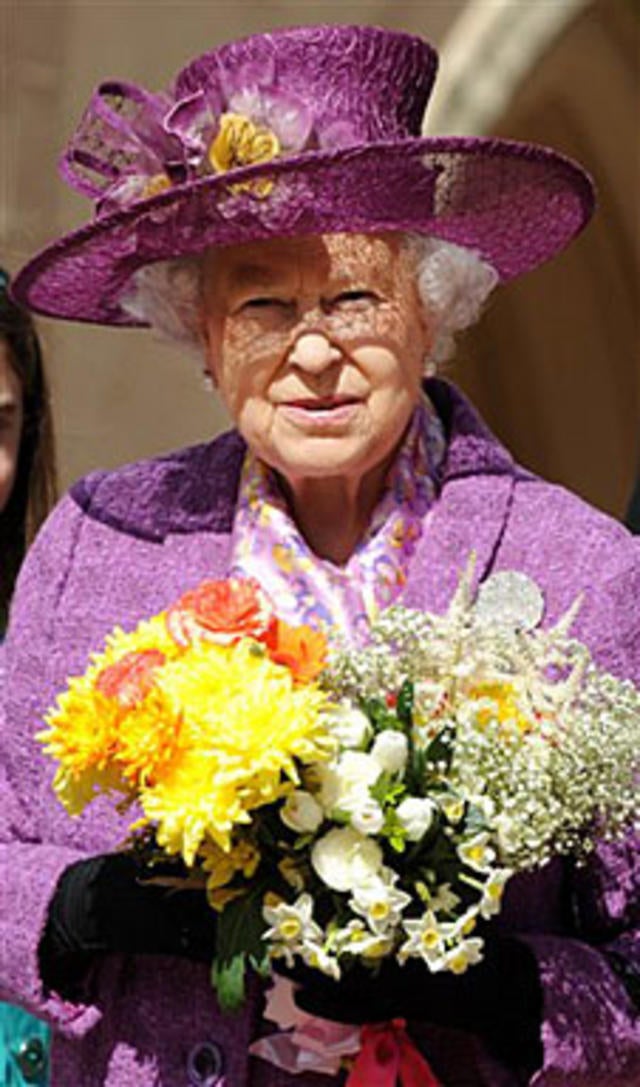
[12,24,594,326]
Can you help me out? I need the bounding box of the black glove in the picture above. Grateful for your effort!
[39,853,217,999]
[276,933,543,1075]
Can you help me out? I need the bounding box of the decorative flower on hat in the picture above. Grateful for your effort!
[62,59,315,213]
[166,60,314,197]
[60,82,186,214]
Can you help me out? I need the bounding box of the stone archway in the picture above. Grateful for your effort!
[430,0,640,521]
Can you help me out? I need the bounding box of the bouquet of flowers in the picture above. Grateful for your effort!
[39,564,639,1072]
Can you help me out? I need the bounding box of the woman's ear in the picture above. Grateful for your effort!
[197,310,219,389]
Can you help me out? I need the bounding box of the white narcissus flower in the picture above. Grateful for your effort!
[395,796,437,841]
[317,751,381,813]
[398,910,446,969]
[348,796,385,836]
[457,832,496,872]
[428,882,461,914]
[280,790,324,833]
[311,826,383,891]
[371,730,409,775]
[442,937,485,974]
[441,795,465,824]
[479,868,512,919]
[301,942,341,980]
[320,701,372,749]
[336,920,394,959]
[263,893,323,962]
[349,873,412,933]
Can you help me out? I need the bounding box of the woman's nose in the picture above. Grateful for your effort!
[288,332,342,373]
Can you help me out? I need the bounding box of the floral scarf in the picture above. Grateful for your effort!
[229,398,446,643]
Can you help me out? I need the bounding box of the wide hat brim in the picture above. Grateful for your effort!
[12,134,594,326]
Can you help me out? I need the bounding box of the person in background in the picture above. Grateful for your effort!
[0,268,57,633]
[0,268,56,1084]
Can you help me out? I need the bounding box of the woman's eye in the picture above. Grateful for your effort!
[331,290,379,307]
[239,297,289,312]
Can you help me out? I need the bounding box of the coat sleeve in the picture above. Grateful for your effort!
[525,544,640,1086]
[0,493,103,1039]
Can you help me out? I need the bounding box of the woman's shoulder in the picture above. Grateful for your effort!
[503,473,640,680]
[67,429,246,541]
[510,471,638,570]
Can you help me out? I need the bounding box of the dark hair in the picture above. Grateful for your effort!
[0,268,57,630]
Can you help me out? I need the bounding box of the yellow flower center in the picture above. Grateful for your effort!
[209,112,280,174]
[370,901,390,921]
[364,940,389,959]
[279,917,302,940]
[448,951,470,974]
[421,928,440,949]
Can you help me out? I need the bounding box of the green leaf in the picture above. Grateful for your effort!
[370,771,406,807]
[396,680,414,727]
[211,881,269,1012]
[424,725,455,772]
[361,697,398,732]
[211,951,247,1013]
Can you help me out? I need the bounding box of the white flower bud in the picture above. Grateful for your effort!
[280,790,324,833]
[349,796,385,836]
[311,827,383,891]
[371,730,409,775]
[318,751,381,812]
[396,797,437,841]
[322,702,372,748]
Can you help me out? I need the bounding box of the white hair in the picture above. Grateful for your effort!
[120,235,499,367]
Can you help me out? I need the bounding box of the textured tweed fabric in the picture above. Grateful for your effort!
[0,380,638,1086]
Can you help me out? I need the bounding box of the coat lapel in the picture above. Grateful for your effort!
[153,380,518,616]
[401,380,519,614]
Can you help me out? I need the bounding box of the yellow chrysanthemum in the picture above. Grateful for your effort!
[38,613,185,812]
[137,640,333,863]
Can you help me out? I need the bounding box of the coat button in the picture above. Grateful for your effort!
[186,1040,225,1086]
[13,1036,48,1084]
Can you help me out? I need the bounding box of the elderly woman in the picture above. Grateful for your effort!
[2,24,638,1087]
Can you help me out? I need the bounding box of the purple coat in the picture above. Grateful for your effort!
[0,380,638,1086]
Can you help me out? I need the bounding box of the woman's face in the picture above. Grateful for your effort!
[200,232,432,489]
[0,341,23,513]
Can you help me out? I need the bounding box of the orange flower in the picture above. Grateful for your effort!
[96,649,166,708]
[265,619,327,684]
[166,577,273,647]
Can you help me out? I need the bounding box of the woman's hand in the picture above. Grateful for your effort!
[276,933,543,1074]
[39,854,217,999]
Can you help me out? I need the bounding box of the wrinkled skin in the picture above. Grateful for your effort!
[200,232,432,560]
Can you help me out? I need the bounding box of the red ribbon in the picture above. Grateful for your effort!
[346,1019,441,1087]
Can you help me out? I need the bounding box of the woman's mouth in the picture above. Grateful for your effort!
[279,395,362,428]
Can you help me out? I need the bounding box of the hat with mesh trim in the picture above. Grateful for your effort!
[12,24,594,326]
